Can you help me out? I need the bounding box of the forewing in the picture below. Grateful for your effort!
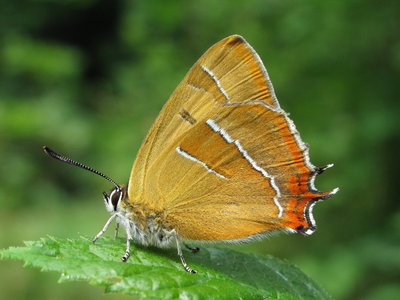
[128,35,279,201]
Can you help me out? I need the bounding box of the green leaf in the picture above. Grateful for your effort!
[1,236,331,299]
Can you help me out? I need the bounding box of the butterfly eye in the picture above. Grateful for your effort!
[109,188,122,211]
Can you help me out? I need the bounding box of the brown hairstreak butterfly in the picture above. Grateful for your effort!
[44,35,339,273]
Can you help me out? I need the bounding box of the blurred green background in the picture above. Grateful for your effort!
[1,0,399,299]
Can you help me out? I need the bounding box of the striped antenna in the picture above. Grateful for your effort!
[43,146,120,190]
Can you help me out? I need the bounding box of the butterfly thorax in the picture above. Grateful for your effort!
[113,192,175,248]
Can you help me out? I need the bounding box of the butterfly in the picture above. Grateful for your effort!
[44,35,338,273]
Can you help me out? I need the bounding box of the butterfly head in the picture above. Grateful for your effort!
[103,185,127,213]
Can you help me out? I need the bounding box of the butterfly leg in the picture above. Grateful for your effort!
[174,233,196,273]
[114,222,120,238]
[184,243,200,253]
[93,214,117,243]
[121,222,132,262]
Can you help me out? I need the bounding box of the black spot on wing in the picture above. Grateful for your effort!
[179,109,197,125]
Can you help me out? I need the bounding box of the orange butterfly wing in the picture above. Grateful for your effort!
[127,35,337,241]
[128,35,277,200]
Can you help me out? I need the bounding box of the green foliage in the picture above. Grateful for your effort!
[1,236,331,300]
